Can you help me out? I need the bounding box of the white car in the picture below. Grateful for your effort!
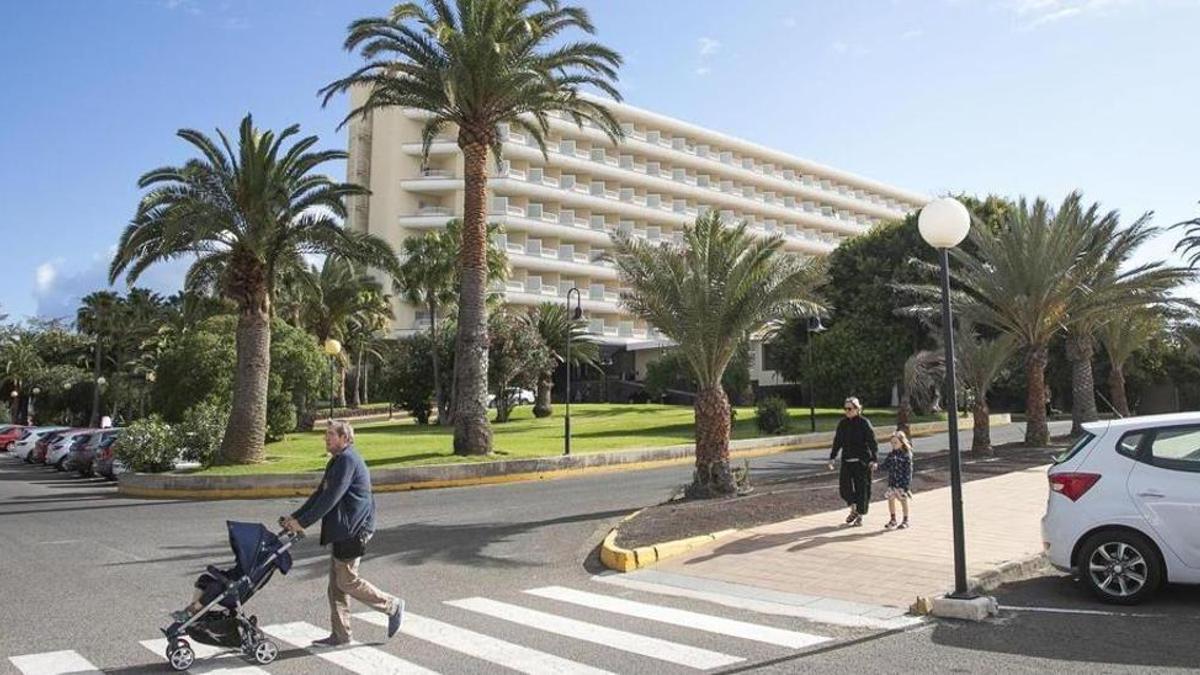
[486,388,536,408]
[46,429,96,470]
[1042,412,1200,604]
[11,427,69,461]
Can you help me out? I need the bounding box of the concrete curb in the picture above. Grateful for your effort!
[117,414,1010,500]
[599,511,738,572]
[909,553,1050,616]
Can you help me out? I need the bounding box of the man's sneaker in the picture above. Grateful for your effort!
[387,598,405,639]
[898,520,910,529]
[311,635,349,648]
[884,518,898,530]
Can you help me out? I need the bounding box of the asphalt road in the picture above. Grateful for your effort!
[11,418,1182,675]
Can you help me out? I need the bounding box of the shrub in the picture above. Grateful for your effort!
[176,400,226,467]
[115,415,177,473]
[265,383,297,442]
[755,396,791,434]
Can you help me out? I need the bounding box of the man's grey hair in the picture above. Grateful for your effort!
[328,419,355,444]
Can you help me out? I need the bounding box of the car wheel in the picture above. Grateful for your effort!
[1078,530,1162,605]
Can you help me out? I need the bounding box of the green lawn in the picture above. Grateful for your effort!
[200,403,938,475]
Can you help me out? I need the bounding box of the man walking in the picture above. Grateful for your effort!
[827,397,879,527]
[280,420,404,646]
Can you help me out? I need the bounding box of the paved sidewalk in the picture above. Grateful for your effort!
[653,464,1051,611]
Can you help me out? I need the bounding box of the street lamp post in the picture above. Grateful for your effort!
[9,390,18,425]
[30,387,40,425]
[323,338,342,424]
[806,316,826,433]
[564,288,582,456]
[918,197,973,598]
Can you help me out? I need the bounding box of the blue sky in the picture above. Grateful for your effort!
[2,0,1198,321]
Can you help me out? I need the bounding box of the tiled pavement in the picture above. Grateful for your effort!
[653,464,1051,609]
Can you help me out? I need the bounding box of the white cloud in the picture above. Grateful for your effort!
[783,16,798,28]
[697,37,721,56]
[1003,0,1136,28]
[901,29,925,39]
[830,40,870,57]
[35,261,59,293]
[831,40,849,55]
[695,67,711,76]
[162,0,201,15]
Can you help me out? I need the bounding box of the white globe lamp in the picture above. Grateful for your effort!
[918,197,971,249]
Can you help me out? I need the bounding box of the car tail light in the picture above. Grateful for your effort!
[1049,472,1101,501]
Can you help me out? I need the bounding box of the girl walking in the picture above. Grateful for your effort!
[880,431,914,529]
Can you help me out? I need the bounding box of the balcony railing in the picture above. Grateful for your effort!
[416,206,452,217]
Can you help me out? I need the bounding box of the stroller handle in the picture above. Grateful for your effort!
[277,517,307,540]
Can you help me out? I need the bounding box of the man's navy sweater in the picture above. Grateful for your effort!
[292,446,376,546]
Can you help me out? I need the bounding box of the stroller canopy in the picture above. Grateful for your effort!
[227,521,293,577]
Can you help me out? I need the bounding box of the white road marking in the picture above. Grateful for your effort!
[998,604,1185,618]
[139,638,268,674]
[263,621,439,674]
[9,650,101,675]
[526,586,829,649]
[592,573,922,630]
[355,610,615,675]
[446,597,743,670]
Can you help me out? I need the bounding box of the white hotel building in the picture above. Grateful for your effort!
[346,95,929,390]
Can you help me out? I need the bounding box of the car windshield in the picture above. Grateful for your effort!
[1054,432,1096,464]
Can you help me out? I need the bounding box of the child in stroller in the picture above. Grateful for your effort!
[160,521,302,672]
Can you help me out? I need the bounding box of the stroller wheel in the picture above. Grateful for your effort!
[252,639,279,665]
[167,641,195,671]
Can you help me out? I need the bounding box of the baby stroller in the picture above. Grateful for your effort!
[160,521,302,671]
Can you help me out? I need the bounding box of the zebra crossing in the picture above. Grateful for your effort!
[8,581,855,674]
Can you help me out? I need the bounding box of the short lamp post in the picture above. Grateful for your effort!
[806,316,826,433]
[30,387,40,425]
[323,338,342,423]
[564,288,582,456]
[9,390,18,424]
[918,196,972,598]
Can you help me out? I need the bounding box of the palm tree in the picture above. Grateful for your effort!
[612,211,825,497]
[1061,199,1192,435]
[931,196,1101,446]
[1172,201,1200,266]
[1098,307,1165,417]
[323,0,624,455]
[76,290,121,426]
[898,349,943,433]
[2,337,44,423]
[346,288,393,407]
[396,219,507,424]
[109,115,398,463]
[526,302,597,417]
[954,323,1018,453]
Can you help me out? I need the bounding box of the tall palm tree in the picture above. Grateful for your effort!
[612,211,825,497]
[2,337,44,423]
[323,0,624,455]
[526,302,597,417]
[931,196,1099,446]
[76,290,121,426]
[1098,307,1165,417]
[954,323,1018,453]
[1061,199,1192,435]
[346,287,393,407]
[109,115,399,463]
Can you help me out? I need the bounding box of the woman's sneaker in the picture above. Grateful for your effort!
[884,518,898,530]
[844,510,857,524]
[850,515,863,527]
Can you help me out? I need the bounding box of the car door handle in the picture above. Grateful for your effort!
[1137,491,1165,499]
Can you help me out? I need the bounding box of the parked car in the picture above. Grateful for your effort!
[0,425,25,451]
[1042,412,1200,605]
[93,430,125,480]
[12,427,69,462]
[71,429,117,477]
[32,429,76,464]
[50,430,97,471]
[486,388,536,408]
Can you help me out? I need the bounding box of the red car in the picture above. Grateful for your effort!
[0,425,25,451]
[33,430,79,464]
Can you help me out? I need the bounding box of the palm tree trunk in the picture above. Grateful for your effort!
[430,299,449,426]
[89,339,102,427]
[451,139,493,455]
[352,345,364,407]
[896,393,912,436]
[363,362,370,405]
[1067,333,1100,436]
[220,291,271,463]
[972,397,991,453]
[1025,344,1050,447]
[688,385,736,498]
[533,371,553,418]
[1110,364,1131,417]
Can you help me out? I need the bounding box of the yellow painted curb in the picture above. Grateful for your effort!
[599,516,739,573]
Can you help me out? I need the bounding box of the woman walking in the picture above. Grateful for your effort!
[827,397,879,527]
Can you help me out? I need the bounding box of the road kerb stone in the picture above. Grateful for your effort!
[599,524,739,573]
